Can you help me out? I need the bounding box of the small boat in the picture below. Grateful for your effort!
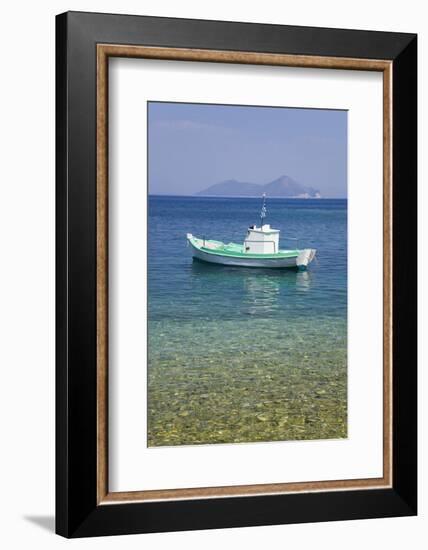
[187,195,316,269]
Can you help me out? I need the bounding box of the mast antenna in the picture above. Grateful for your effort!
[260,193,267,228]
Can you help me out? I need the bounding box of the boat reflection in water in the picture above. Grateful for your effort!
[190,259,313,317]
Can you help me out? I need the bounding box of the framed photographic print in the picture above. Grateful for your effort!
[56,11,417,537]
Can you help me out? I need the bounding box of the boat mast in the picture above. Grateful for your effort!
[260,193,267,228]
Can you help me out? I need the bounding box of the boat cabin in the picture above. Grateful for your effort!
[243,224,280,254]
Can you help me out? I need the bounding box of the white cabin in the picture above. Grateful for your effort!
[243,224,280,254]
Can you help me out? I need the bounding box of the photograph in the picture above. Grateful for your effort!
[147,101,348,447]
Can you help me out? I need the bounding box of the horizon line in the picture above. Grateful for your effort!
[148,193,348,199]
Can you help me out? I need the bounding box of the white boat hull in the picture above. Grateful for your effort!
[188,238,315,269]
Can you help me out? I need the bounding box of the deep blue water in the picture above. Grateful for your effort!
[148,196,347,323]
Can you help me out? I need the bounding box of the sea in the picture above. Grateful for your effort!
[148,196,347,446]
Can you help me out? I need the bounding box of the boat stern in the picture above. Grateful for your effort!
[296,248,316,269]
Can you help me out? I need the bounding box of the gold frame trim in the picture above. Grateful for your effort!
[96,44,393,504]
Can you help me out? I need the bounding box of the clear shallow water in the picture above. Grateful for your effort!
[148,196,347,446]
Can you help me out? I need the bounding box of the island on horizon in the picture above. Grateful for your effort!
[149,175,325,199]
[197,175,321,199]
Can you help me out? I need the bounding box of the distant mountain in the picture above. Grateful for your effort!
[197,175,321,198]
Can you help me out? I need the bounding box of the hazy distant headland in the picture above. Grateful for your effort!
[197,175,321,199]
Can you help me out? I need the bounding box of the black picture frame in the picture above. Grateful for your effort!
[56,11,417,538]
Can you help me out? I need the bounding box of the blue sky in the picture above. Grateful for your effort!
[148,102,347,198]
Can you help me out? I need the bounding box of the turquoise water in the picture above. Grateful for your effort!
[148,196,347,446]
